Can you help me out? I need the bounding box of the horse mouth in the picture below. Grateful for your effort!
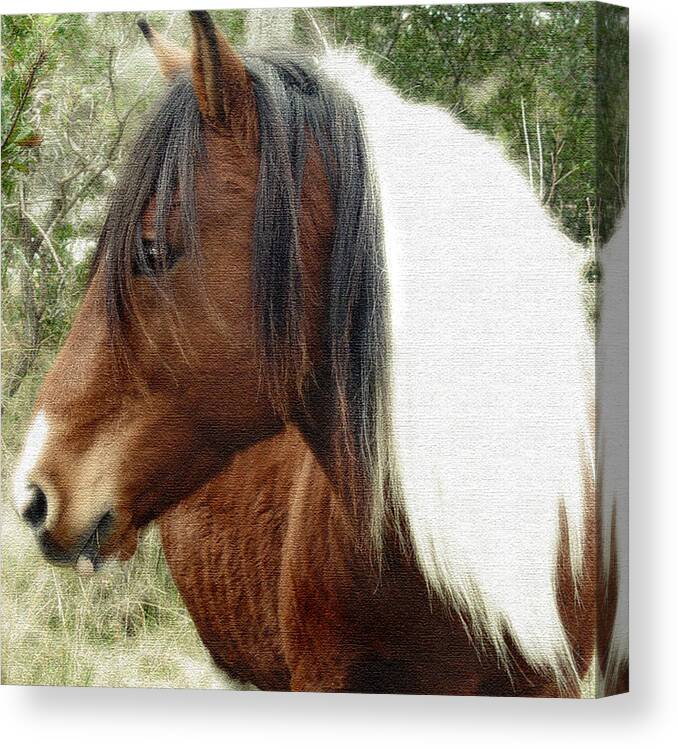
[39,510,115,573]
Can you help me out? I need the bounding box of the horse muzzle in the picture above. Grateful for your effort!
[19,483,115,573]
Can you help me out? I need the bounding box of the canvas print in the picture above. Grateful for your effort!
[1,3,628,697]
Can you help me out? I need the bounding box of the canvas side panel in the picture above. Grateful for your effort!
[594,1,629,698]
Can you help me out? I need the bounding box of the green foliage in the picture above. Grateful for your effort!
[595,3,629,243]
[310,2,628,246]
[2,15,86,196]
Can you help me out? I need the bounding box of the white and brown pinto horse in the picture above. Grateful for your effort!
[13,12,626,696]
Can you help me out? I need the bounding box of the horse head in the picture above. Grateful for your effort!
[12,11,359,570]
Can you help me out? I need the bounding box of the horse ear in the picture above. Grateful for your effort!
[189,10,253,132]
[137,18,190,81]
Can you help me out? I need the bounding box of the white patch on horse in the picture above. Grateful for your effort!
[322,52,594,682]
[13,410,50,515]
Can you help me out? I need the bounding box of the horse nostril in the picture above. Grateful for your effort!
[22,485,48,528]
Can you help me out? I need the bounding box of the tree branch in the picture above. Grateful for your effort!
[520,97,534,191]
[2,48,48,152]
[19,201,64,274]
[384,13,405,59]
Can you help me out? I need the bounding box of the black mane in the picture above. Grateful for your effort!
[93,50,398,543]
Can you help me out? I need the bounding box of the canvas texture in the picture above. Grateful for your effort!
[1,3,629,697]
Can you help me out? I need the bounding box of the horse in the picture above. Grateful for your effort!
[12,11,626,696]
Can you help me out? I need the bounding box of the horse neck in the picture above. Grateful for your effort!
[281,421,407,592]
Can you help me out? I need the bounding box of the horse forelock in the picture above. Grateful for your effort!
[91,75,204,347]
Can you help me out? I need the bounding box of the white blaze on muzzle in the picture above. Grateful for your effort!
[13,410,50,516]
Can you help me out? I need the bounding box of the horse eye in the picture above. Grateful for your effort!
[133,238,181,277]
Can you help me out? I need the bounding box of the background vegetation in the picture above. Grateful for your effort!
[1,4,628,687]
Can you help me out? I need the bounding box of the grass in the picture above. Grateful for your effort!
[1,362,237,689]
